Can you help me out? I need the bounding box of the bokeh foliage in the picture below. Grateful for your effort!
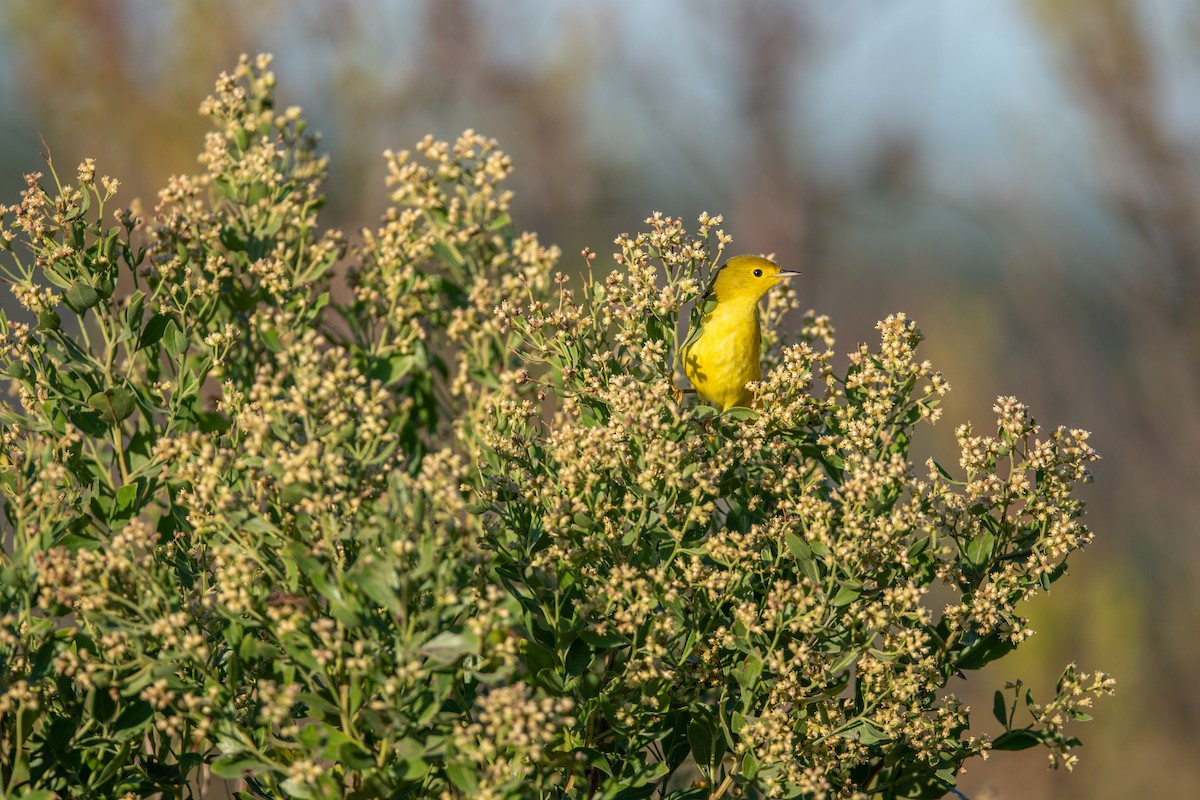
[0,55,1110,799]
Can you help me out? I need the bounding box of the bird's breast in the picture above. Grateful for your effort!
[684,302,762,409]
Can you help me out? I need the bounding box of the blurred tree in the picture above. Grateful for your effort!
[0,0,273,196]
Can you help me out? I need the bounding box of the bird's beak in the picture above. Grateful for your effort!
[776,269,802,279]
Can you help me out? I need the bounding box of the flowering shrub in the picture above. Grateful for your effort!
[0,55,1110,799]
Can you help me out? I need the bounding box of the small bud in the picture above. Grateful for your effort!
[77,158,96,185]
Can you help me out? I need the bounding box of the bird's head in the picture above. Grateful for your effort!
[709,255,800,304]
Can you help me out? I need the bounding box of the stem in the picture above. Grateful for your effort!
[709,770,735,800]
[83,436,118,492]
[112,423,130,486]
[77,309,96,354]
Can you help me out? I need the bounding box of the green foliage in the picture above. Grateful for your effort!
[0,54,1111,799]
[481,217,1113,798]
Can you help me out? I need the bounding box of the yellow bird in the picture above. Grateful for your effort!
[682,255,801,411]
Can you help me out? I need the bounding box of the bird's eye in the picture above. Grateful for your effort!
[753,268,763,277]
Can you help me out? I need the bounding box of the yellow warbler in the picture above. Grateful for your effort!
[682,255,800,411]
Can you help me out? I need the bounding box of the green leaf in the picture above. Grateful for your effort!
[261,325,282,353]
[396,742,430,781]
[740,747,759,781]
[279,483,310,504]
[966,530,995,567]
[733,652,763,690]
[302,570,362,627]
[523,639,555,678]
[687,710,719,773]
[431,240,466,271]
[112,699,154,737]
[87,387,136,425]
[837,719,889,745]
[419,630,481,667]
[40,266,73,289]
[932,460,957,482]
[238,634,279,661]
[355,559,400,615]
[993,690,1008,727]
[119,661,179,697]
[196,411,230,433]
[393,736,426,760]
[246,181,271,205]
[211,755,269,779]
[373,353,416,385]
[991,729,1042,751]
[446,760,479,794]
[335,737,375,770]
[37,308,61,332]
[296,251,337,286]
[68,408,108,437]
[57,367,97,401]
[907,535,931,561]
[1040,558,1070,591]
[821,450,846,472]
[164,320,188,357]
[178,752,205,773]
[955,632,1017,671]
[831,583,861,607]
[784,531,810,560]
[829,647,860,675]
[301,725,374,770]
[125,290,145,324]
[564,638,592,677]
[65,281,100,311]
[137,313,171,350]
[785,532,821,584]
[111,482,139,523]
[297,691,341,719]
[485,213,512,232]
[622,759,670,791]
[580,627,626,648]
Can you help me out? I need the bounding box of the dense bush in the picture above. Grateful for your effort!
[0,54,1111,799]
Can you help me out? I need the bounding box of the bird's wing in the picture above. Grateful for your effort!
[680,267,722,354]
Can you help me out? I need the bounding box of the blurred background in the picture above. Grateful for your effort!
[1,1,1196,797]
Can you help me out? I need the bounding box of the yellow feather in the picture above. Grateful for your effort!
[682,255,799,411]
